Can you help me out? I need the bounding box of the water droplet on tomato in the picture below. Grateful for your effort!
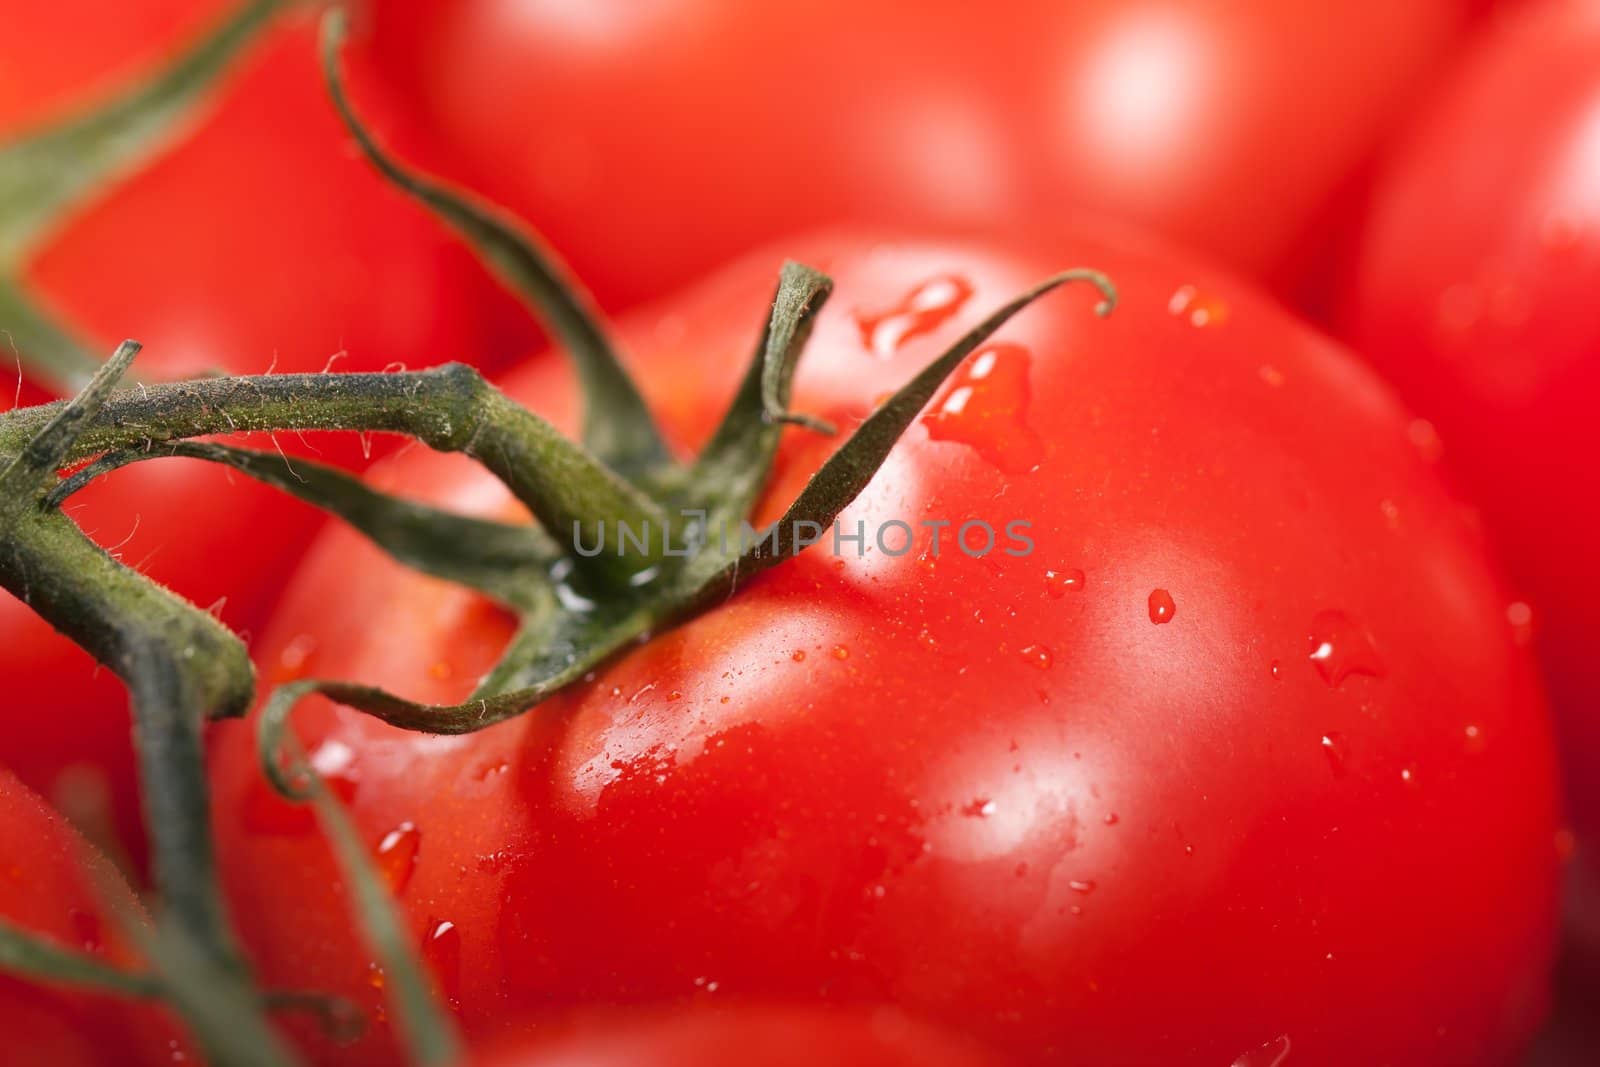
[1168,284,1230,327]
[550,557,599,613]
[791,650,807,663]
[1269,659,1283,680]
[476,849,513,874]
[243,740,359,835]
[917,628,938,651]
[310,739,357,778]
[473,758,509,781]
[856,275,974,356]
[831,645,850,661]
[374,822,420,895]
[1068,879,1096,894]
[1104,812,1120,826]
[1399,764,1419,787]
[422,918,462,1012]
[1307,610,1385,686]
[271,634,318,684]
[1320,732,1350,777]
[921,342,1042,472]
[962,797,997,818]
[1232,1034,1292,1067]
[1463,724,1486,755]
[1020,643,1053,670]
[1148,589,1175,625]
[692,976,721,993]
[1045,567,1086,598]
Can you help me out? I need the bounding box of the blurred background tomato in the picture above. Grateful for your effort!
[1334,0,1600,1034]
[366,0,1487,311]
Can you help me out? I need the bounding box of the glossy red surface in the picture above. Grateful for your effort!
[212,230,1560,1065]
[1338,0,1600,861]
[370,0,1476,306]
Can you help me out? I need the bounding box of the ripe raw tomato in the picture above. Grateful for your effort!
[0,2,225,132]
[0,3,533,861]
[1334,0,1600,904]
[211,230,1561,1065]
[368,0,1478,308]
[0,768,184,1066]
[470,1005,1001,1067]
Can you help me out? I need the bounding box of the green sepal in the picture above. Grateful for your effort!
[318,8,674,486]
[684,268,1116,595]
[0,343,289,1062]
[0,340,139,496]
[125,921,301,1067]
[252,268,1117,769]
[49,440,560,611]
[0,362,672,589]
[691,262,834,529]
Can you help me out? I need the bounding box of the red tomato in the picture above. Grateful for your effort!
[369,0,1476,309]
[0,2,221,132]
[1334,0,1600,897]
[211,230,1560,1065]
[0,4,533,862]
[0,768,184,1066]
[473,1005,1000,1067]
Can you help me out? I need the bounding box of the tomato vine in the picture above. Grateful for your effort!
[0,7,1115,1063]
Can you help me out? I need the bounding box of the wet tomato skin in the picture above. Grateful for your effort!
[1336,0,1600,880]
[0,4,531,864]
[212,230,1559,1065]
[0,769,185,1066]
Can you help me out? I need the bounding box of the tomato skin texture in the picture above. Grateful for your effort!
[1335,0,1600,880]
[369,0,1473,308]
[0,6,533,862]
[212,231,1559,1065]
[0,768,184,1066]
[472,1005,1000,1067]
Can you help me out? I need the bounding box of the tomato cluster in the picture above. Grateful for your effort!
[2,1,1597,1065]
